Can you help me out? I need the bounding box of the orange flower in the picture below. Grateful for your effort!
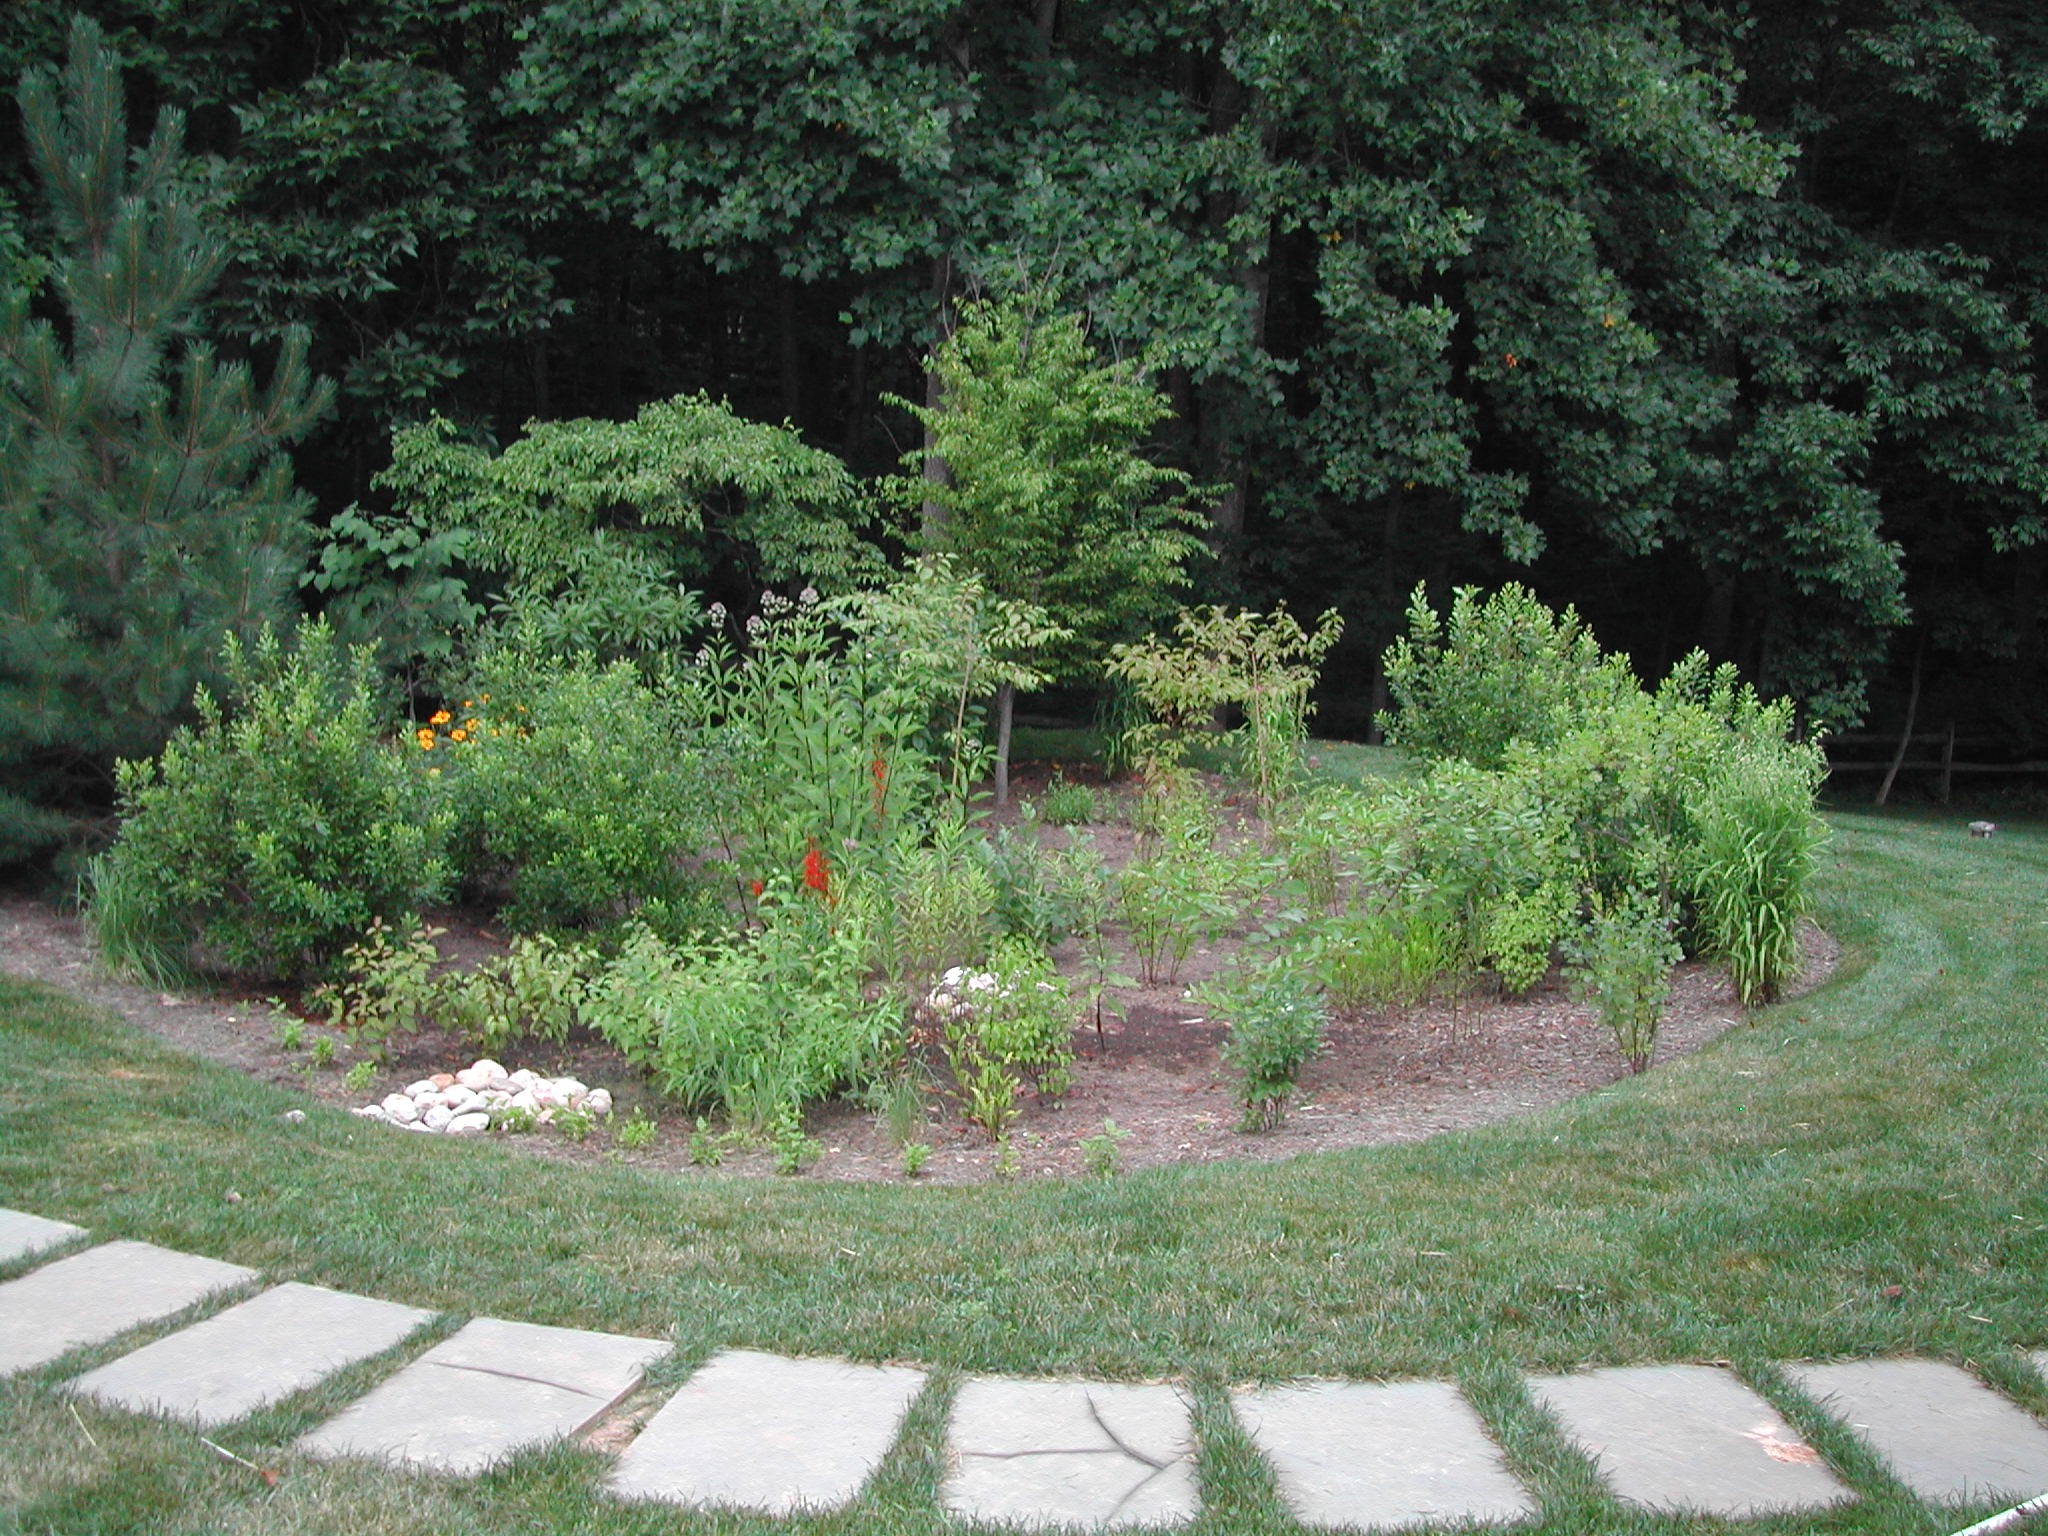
[415,728,436,751]
[429,709,452,726]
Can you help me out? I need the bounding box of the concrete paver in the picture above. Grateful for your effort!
[1235,1378,1535,1531]
[0,1240,256,1377]
[1529,1364,1855,1518]
[296,1316,669,1475]
[608,1348,926,1514]
[0,1208,85,1266]
[944,1376,1199,1529]
[68,1281,435,1427]
[1786,1358,2048,1504]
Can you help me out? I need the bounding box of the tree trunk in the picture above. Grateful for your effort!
[994,679,1015,806]
[920,257,956,541]
[1876,631,1925,807]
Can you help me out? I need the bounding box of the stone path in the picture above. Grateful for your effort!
[7,1205,2048,1530]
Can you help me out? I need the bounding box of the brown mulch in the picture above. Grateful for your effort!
[0,878,1838,1186]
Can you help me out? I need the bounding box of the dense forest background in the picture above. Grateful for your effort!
[3,0,2044,769]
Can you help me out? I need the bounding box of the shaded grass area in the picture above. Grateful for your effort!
[3,806,2046,1532]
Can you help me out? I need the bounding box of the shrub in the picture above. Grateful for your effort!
[92,623,449,982]
[1378,582,1634,769]
[1202,962,1328,1130]
[1566,893,1682,1072]
[437,932,593,1053]
[1106,603,1343,803]
[438,650,716,932]
[936,939,1078,1138]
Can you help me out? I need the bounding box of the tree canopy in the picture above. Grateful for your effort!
[2,0,2046,835]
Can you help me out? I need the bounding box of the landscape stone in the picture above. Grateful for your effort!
[68,1281,435,1427]
[1529,1363,1854,1518]
[1788,1358,2048,1503]
[0,1208,85,1266]
[0,1240,257,1376]
[944,1376,1199,1529]
[607,1348,926,1514]
[296,1315,669,1475]
[1234,1378,1536,1531]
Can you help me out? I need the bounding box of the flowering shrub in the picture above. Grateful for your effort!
[929,939,1076,1138]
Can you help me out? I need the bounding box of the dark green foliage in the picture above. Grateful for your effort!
[0,18,329,855]
[91,622,448,982]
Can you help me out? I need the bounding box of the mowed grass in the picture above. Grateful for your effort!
[3,804,2047,1533]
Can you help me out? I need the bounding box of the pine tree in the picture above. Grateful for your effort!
[0,17,331,858]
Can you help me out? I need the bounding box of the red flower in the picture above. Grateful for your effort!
[803,843,831,898]
[749,879,765,897]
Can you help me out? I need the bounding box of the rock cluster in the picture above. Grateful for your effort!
[350,1059,614,1135]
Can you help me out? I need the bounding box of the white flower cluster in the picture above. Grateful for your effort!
[923,965,1057,1020]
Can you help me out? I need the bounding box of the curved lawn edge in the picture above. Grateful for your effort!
[3,808,2044,1390]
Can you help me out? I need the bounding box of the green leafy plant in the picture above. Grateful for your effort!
[1480,880,1573,996]
[309,1036,336,1069]
[1311,897,1460,1011]
[554,1106,595,1142]
[770,1103,823,1174]
[440,652,716,932]
[437,932,591,1053]
[91,622,450,982]
[277,1018,304,1053]
[1688,742,1829,1004]
[900,1141,932,1177]
[342,1060,376,1094]
[615,1110,657,1151]
[1107,603,1343,804]
[315,920,446,1059]
[1567,893,1683,1073]
[688,1116,724,1166]
[1378,582,1635,770]
[1038,777,1098,826]
[1203,963,1329,1131]
[939,940,1078,1139]
[1080,1118,1131,1178]
[582,891,897,1131]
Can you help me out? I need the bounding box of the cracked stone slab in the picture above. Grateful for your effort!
[296,1315,670,1475]
[1529,1364,1854,1518]
[943,1376,1199,1529]
[1790,1358,2048,1504]
[0,1240,256,1377]
[607,1348,926,1514]
[68,1282,436,1428]
[1235,1379,1536,1531]
[0,1209,85,1267]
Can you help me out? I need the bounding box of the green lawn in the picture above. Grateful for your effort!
[3,805,2046,1533]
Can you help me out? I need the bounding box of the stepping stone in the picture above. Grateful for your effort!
[0,1240,256,1377]
[0,1208,85,1266]
[1234,1379,1536,1531]
[607,1348,926,1514]
[1787,1358,2048,1504]
[296,1315,669,1476]
[943,1376,1199,1529]
[1529,1363,1854,1518]
[68,1282,435,1428]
